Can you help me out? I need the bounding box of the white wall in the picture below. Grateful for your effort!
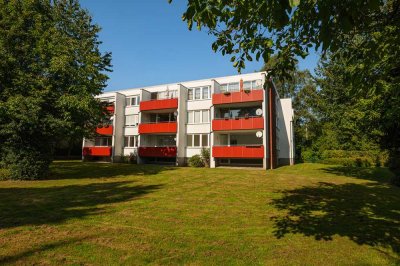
[277,98,294,163]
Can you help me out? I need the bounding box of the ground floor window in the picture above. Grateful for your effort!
[124,135,138,147]
[187,134,209,147]
[95,137,112,147]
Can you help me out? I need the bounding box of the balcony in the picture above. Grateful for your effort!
[213,145,264,158]
[140,98,178,111]
[138,146,177,157]
[96,125,113,135]
[105,104,114,113]
[213,89,263,105]
[213,117,264,131]
[139,122,177,134]
[83,147,112,157]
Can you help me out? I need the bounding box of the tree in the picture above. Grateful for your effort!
[261,57,320,159]
[0,0,112,179]
[170,0,399,88]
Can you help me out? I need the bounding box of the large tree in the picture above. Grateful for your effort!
[0,0,111,179]
[170,0,399,86]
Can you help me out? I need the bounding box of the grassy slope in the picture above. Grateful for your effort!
[0,162,399,265]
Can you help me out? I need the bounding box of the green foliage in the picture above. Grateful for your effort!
[188,154,204,168]
[301,149,321,163]
[170,0,395,82]
[0,0,111,179]
[200,148,210,167]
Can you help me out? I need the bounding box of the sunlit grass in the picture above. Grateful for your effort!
[0,162,399,265]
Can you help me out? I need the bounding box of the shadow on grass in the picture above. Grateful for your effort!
[271,179,400,254]
[0,236,93,264]
[0,181,163,229]
[48,161,176,180]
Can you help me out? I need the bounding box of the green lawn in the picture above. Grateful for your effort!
[0,162,399,265]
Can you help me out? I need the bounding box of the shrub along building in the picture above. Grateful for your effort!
[82,72,294,169]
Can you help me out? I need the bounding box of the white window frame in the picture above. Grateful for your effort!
[187,86,211,101]
[126,95,140,107]
[124,135,138,148]
[187,110,210,124]
[243,79,262,90]
[186,134,210,148]
[188,88,194,100]
[125,114,138,127]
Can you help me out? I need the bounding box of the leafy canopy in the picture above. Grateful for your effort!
[0,0,112,179]
[170,0,397,85]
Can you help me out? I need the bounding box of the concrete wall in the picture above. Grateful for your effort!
[276,98,294,166]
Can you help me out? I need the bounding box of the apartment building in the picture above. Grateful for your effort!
[82,72,295,169]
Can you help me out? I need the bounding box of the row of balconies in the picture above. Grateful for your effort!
[139,89,263,111]
[83,145,264,159]
[95,116,264,136]
[86,89,265,159]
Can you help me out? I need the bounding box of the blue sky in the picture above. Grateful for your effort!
[80,1,320,92]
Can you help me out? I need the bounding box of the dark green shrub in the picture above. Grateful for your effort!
[200,148,210,167]
[301,149,321,163]
[188,154,204,167]
[2,148,52,180]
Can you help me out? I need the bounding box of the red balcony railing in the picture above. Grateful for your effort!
[105,105,114,114]
[212,117,264,131]
[140,98,178,111]
[83,147,112,157]
[213,145,264,158]
[138,122,177,134]
[138,146,177,157]
[212,89,264,105]
[96,125,113,135]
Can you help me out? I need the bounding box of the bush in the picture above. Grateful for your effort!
[200,148,210,167]
[0,168,11,180]
[2,148,52,180]
[188,154,205,167]
[317,150,388,167]
[301,149,321,163]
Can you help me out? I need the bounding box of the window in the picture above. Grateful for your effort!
[243,80,262,90]
[202,134,208,147]
[202,87,210,99]
[220,82,239,92]
[95,137,112,146]
[243,81,252,90]
[125,115,138,126]
[229,82,239,92]
[194,111,201,123]
[187,135,192,147]
[187,110,210,124]
[187,111,194,124]
[126,96,140,107]
[220,84,227,92]
[188,88,193,100]
[194,87,201,100]
[124,136,138,147]
[188,86,210,100]
[193,135,200,147]
[187,134,210,147]
[202,110,209,123]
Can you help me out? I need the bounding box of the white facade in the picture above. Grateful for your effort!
[82,72,294,169]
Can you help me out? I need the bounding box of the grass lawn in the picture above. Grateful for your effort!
[0,162,399,265]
